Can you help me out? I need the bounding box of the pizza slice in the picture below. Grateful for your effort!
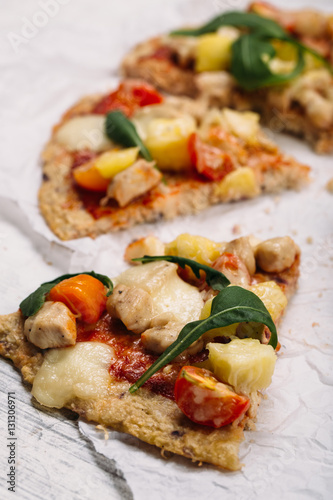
[122,4,333,153]
[40,79,309,240]
[0,232,300,470]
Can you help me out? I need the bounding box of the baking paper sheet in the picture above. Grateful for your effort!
[0,0,332,498]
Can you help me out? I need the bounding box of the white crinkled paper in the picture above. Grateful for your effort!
[0,0,332,499]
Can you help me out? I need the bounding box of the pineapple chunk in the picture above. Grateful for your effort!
[250,281,287,322]
[144,117,195,171]
[220,109,260,145]
[195,34,232,72]
[165,233,222,265]
[214,167,259,201]
[208,338,276,394]
[94,147,139,179]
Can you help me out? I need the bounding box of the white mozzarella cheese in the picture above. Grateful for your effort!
[114,261,203,324]
[55,115,113,152]
[32,342,115,408]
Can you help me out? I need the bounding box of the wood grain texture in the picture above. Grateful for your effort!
[0,358,133,500]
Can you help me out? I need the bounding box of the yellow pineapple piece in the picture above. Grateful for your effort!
[195,34,232,72]
[94,147,139,179]
[144,117,195,171]
[250,281,287,322]
[220,109,260,145]
[165,233,222,265]
[214,167,259,201]
[208,338,276,394]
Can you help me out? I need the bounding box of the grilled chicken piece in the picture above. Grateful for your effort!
[106,284,154,334]
[24,301,77,349]
[255,237,299,273]
[106,159,162,207]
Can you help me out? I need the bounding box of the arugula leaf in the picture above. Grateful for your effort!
[170,10,332,90]
[129,285,277,393]
[20,272,113,317]
[133,255,230,290]
[105,111,153,161]
[170,11,286,38]
[231,34,305,90]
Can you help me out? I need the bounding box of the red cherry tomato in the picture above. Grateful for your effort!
[174,366,250,428]
[48,274,107,324]
[188,133,235,181]
[93,81,163,116]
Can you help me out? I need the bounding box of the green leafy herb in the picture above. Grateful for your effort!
[231,34,305,90]
[129,285,277,393]
[105,110,153,161]
[170,11,332,90]
[19,272,113,317]
[170,11,286,38]
[133,255,230,290]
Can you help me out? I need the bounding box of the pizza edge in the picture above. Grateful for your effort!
[0,252,300,471]
[39,92,310,241]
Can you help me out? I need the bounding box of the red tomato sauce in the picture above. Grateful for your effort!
[76,313,207,400]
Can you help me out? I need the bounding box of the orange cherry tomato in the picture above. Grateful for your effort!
[174,366,250,428]
[48,274,107,324]
[93,81,164,117]
[188,133,234,181]
[72,162,109,192]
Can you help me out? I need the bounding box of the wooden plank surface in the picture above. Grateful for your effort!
[0,358,133,500]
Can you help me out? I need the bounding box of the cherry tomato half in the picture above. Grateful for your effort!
[48,274,107,324]
[188,133,235,182]
[93,81,163,116]
[174,366,250,428]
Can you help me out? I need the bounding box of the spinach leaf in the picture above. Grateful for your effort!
[105,111,152,161]
[20,272,113,317]
[133,255,230,290]
[129,285,277,393]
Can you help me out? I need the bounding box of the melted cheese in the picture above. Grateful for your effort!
[32,342,114,408]
[114,261,203,324]
[55,115,113,152]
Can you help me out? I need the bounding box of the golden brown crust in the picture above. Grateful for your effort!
[0,310,244,470]
[39,92,310,240]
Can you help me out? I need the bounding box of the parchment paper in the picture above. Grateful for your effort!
[0,1,332,499]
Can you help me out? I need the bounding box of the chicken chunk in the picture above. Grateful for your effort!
[106,284,154,334]
[255,237,298,273]
[106,159,162,207]
[24,301,77,349]
[224,236,256,275]
[124,236,165,263]
[141,312,203,355]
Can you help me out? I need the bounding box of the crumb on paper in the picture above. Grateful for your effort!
[232,224,241,235]
[46,261,53,266]
[274,195,280,204]
[326,178,333,193]
[96,424,109,440]
[318,292,323,298]
[292,229,298,236]
[312,322,319,327]
[264,207,271,214]
[306,236,313,244]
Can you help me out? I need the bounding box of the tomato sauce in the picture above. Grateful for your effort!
[76,313,207,400]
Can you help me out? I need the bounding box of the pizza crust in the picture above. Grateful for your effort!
[0,311,244,470]
[39,93,309,240]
